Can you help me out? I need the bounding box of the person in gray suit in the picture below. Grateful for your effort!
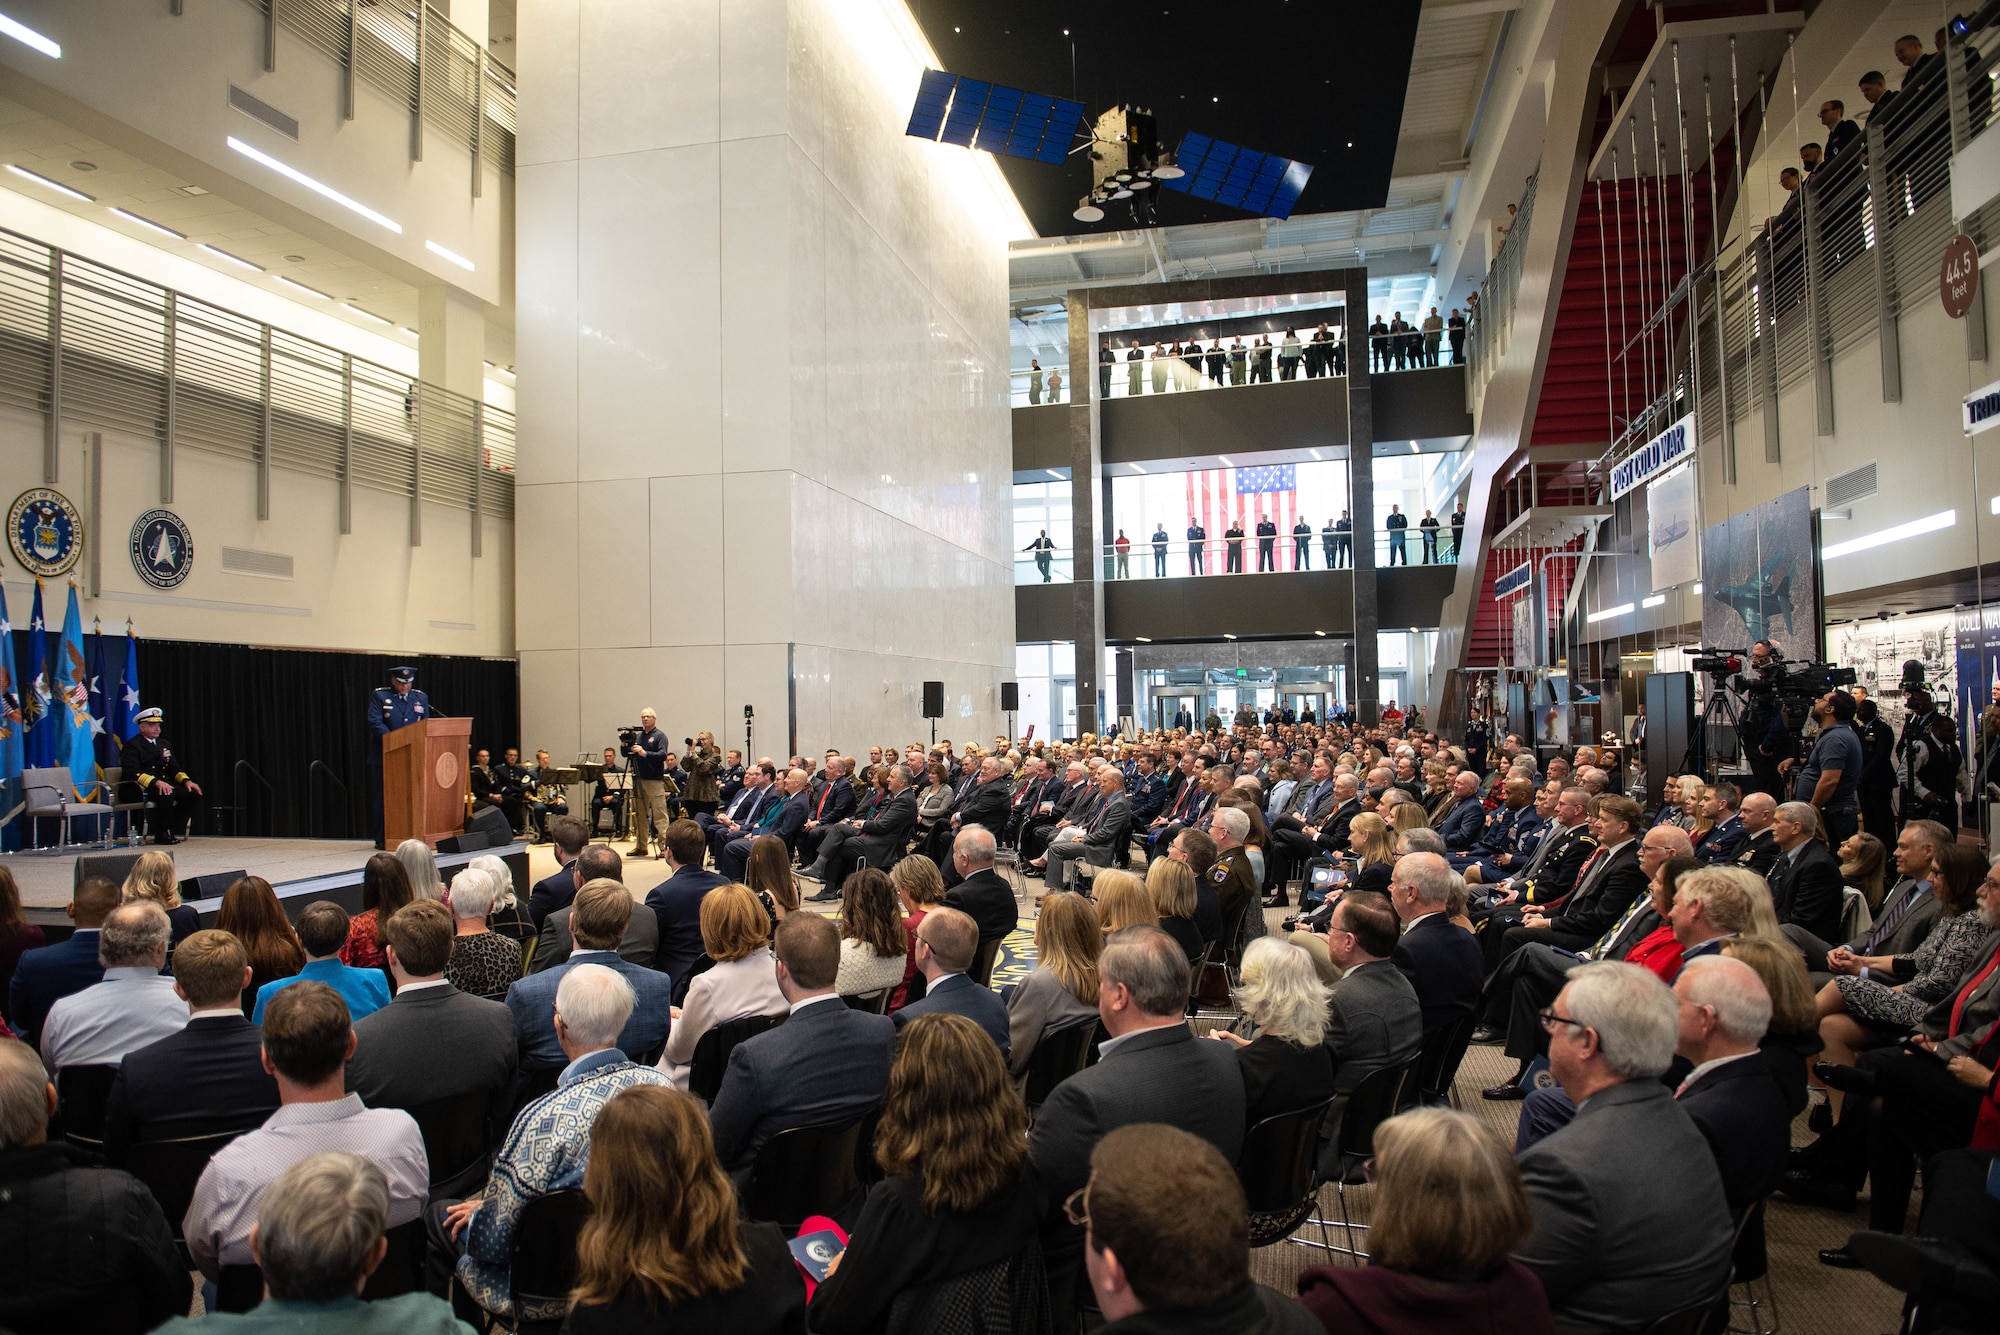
[1029,925,1246,1326]
[1516,961,1733,1334]
[1043,768,1134,891]
[824,763,921,886]
[529,844,658,972]
[345,900,518,1196]
[1785,819,1948,986]
[1317,892,1423,1173]
[708,912,895,1182]
[891,907,1009,1055]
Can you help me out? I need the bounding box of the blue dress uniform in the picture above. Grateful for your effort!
[368,668,433,848]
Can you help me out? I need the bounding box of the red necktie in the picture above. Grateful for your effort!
[1950,949,2000,1038]
[814,785,831,818]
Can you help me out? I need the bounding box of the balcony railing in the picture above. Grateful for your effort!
[1464,171,1538,396]
[1015,532,1465,584]
[0,221,513,549]
[1011,334,1467,407]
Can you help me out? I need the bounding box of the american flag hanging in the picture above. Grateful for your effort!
[1185,465,1301,569]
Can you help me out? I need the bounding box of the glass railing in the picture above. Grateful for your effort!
[1013,532,1466,584]
[1010,332,1469,407]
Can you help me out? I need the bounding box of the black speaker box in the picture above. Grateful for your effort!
[437,831,489,854]
[922,681,945,718]
[179,870,249,902]
[466,806,515,846]
[1000,681,1020,711]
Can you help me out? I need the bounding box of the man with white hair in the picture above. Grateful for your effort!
[38,901,186,1072]
[432,963,669,1324]
[1516,962,1734,1333]
[1673,955,1789,1210]
[1042,766,1132,891]
[1387,851,1483,1033]
[1767,800,1845,945]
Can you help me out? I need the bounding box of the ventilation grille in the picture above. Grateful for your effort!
[219,546,295,580]
[228,85,298,140]
[1825,461,1878,508]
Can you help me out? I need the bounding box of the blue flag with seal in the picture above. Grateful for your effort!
[56,584,100,799]
[23,580,55,770]
[113,621,139,745]
[0,584,22,851]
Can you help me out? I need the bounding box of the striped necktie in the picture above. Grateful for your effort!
[1862,881,1930,953]
[1589,893,1652,959]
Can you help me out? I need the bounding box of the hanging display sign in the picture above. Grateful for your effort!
[1942,233,1980,319]
[1610,414,1695,499]
[1494,560,1533,600]
[1964,375,2000,435]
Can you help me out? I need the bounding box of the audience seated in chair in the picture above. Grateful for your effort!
[442,869,524,999]
[657,883,787,1090]
[432,962,672,1325]
[184,980,429,1280]
[1208,937,1335,1130]
[157,1151,465,1334]
[1671,955,1791,1210]
[810,1012,1050,1333]
[1316,892,1424,1171]
[1006,892,1103,1086]
[251,900,390,1025]
[506,880,674,1091]
[1297,1107,1554,1333]
[831,868,909,1000]
[707,912,895,1184]
[1386,851,1484,1035]
[563,1084,808,1335]
[644,819,730,1002]
[527,816,590,928]
[102,928,279,1163]
[945,825,1020,944]
[534,845,658,974]
[1082,1123,1318,1335]
[890,907,1010,1056]
[0,1038,191,1335]
[6,875,118,1048]
[38,902,186,1074]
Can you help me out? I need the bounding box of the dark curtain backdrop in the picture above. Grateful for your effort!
[6,631,519,839]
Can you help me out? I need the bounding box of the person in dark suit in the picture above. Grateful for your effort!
[1030,925,1248,1325]
[1767,802,1847,946]
[708,913,895,1181]
[831,762,919,883]
[699,763,779,864]
[1431,772,1487,850]
[1494,795,1649,967]
[937,758,1013,865]
[527,816,589,927]
[1785,818,1947,982]
[1043,769,1134,891]
[944,826,1020,950]
[642,822,729,1003]
[531,845,658,973]
[716,769,810,882]
[1729,792,1782,877]
[1318,894,1424,1170]
[1387,853,1484,1034]
[344,901,518,1195]
[891,908,1009,1055]
[1673,956,1791,1210]
[6,875,117,1048]
[506,882,674,1088]
[794,757,857,870]
[101,929,279,1163]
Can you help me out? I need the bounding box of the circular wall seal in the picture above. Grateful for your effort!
[8,488,82,577]
[434,751,460,790]
[129,509,194,589]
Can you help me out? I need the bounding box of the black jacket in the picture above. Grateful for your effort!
[854,787,920,867]
[527,859,577,927]
[1391,913,1484,1035]
[1767,838,1846,947]
[946,869,1019,944]
[345,983,520,1181]
[952,777,1013,835]
[0,1142,191,1335]
[1677,1050,1793,1209]
[1549,843,1648,943]
[101,1013,279,1164]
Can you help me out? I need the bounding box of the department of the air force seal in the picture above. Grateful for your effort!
[129,509,194,589]
[8,488,82,577]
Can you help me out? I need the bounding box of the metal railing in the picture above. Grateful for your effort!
[219,0,516,191]
[0,222,514,543]
[1464,171,1538,396]
[1020,334,1466,407]
[1014,532,1466,584]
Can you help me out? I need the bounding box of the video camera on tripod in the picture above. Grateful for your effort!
[1681,647,1859,775]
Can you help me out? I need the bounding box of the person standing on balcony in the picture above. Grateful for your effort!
[1126,343,1144,397]
[1422,308,1444,366]
[1368,313,1389,371]
[1206,341,1227,387]
[1152,524,1170,577]
[1114,530,1131,580]
[1420,510,1441,563]
[1450,504,1467,562]
[1332,511,1352,568]
[1100,343,1115,399]
[1293,517,1313,570]
[1279,329,1303,380]
[1820,100,1860,159]
[1322,517,1339,570]
[1225,518,1247,574]
[1187,517,1207,576]
[1256,514,1278,572]
[1448,308,1467,364]
[1229,337,1248,386]
[1386,506,1409,565]
[1254,335,1274,382]
[1028,359,1044,405]
[1025,531,1056,583]
[1047,368,1062,403]
[1150,343,1169,395]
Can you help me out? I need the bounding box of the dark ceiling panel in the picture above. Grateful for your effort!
[908,0,1424,238]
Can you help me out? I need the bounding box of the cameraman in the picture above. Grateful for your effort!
[1787,689,1863,845]
[1736,642,1793,796]
[680,731,721,818]
[626,707,672,858]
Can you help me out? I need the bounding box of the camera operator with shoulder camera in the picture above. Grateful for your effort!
[624,707,672,858]
[1787,689,1864,846]
[1736,642,1794,797]
[680,730,722,818]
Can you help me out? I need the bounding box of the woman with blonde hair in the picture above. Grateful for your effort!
[889,855,947,1010]
[1722,935,1822,1118]
[1090,868,1156,938]
[1210,938,1334,1127]
[565,1085,804,1333]
[122,849,199,950]
[1340,812,1397,897]
[1837,830,1888,911]
[808,1013,1044,1333]
[1389,798,1430,838]
[1670,776,1706,831]
[659,884,786,1091]
[833,868,907,999]
[1144,857,1204,961]
[1005,892,1100,1080]
[1297,1108,1553,1331]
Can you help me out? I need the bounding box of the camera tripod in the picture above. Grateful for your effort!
[1679,678,1746,783]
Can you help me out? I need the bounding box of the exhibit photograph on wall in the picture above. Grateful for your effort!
[1647,464,1700,591]
[1955,606,2000,740]
[1833,611,1956,739]
[1700,486,1821,663]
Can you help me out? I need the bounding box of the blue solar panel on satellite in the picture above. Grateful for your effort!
[1162,133,1313,219]
[905,70,1082,165]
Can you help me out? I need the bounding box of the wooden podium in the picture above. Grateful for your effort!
[382,718,472,849]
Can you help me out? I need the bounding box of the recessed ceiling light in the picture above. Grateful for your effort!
[196,243,261,271]
[107,207,184,240]
[6,163,92,201]
[425,239,475,271]
[0,13,61,59]
[1136,636,1152,643]
[273,274,331,300]
[227,135,403,233]
[69,160,95,171]
[1223,633,1237,640]
[283,253,307,262]
[178,184,209,196]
